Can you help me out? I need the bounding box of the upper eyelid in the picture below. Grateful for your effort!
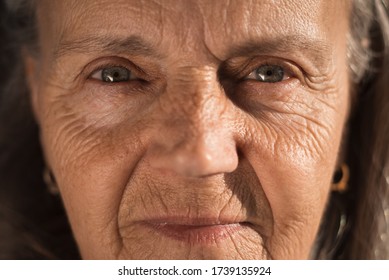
[82,56,147,81]
[248,59,297,75]
[220,56,301,80]
[82,56,301,84]
[89,66,136,81]
[89,65,132,79]
[245,64,291,80]
[243,59,304,82]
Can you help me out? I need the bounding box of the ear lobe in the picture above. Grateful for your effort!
[24,52,41,124]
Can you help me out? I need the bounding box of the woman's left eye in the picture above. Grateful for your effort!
[246,65,289,83]
[90,66,133,83]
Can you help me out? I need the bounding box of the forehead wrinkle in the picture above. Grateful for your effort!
[199,0,346,61]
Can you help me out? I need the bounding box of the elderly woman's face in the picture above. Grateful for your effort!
[28,0,350,259]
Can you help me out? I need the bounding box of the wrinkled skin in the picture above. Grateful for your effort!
[27,0,350,259]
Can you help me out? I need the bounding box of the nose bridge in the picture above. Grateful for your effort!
[149,65,238,177]
[163,65,224,136]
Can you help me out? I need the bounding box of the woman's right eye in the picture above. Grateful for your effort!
[90,66,133,83]
[245,64,290,83]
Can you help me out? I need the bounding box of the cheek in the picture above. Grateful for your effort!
[240,83,349,258]
[39,88,151,258]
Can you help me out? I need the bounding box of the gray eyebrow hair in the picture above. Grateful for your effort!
[53,34,332,69]
[227,35,333,66]
[53,35,159,59]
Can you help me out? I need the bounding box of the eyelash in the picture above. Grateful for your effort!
[86,57,299,87]
[89,64,134,81]
[246,64,291,83]
[91,66,134,83]
[84,60,151,96]
[85,56,150,84]
[241,59,298,82]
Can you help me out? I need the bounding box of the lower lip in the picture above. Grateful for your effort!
[143,222,251,245]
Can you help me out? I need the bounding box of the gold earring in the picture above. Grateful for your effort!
[43,167,60,195]
[331,164,349,192]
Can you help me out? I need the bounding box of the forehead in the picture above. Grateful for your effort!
[37,0,350,61]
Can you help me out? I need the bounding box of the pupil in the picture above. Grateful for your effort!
[113,72,119,78]
[266,70,273,76]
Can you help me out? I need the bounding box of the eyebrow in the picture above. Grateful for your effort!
[53,35,159,59]
[54,34,332,69]
[228,35,332,65]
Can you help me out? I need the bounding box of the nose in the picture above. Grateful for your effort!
[147,66,239,178]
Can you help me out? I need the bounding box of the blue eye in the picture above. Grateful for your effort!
[91,66,132,82]
[248,65,286,83]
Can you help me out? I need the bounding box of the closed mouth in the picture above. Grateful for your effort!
[141,217,254,245]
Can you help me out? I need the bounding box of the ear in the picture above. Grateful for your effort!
[24,52,41,124]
